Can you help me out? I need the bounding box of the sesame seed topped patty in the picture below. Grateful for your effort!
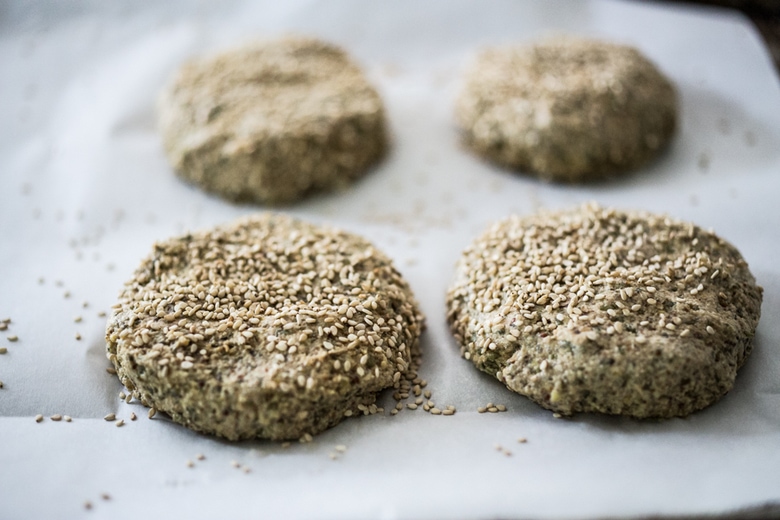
[106,214,424,440]
[158,37,388,204]
[455,37,677,182]
[446,204,762,418]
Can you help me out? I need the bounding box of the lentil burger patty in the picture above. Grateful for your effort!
[455,37,677,182]
[446,204,762,418]
[106,214,424,440]
[158,36,388,204]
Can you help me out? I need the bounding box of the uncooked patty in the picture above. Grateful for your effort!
[446,204,762,418]
[158,37,387,204]
[455,37,677,182]
[106,214,424,440]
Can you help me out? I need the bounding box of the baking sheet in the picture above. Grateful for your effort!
[1,1,780,518]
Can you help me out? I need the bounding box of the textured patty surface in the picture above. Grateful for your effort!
[455,37,677,182]
[446,204,762,418]
[106,214,423,440]
[158,37,387,203]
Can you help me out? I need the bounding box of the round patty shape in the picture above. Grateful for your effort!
[106,214,423,441]
[446,204,762,418]
[158,37,387,204]
[455,37,677,182]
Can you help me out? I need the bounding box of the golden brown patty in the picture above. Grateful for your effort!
[106,214,423,440]
[158,37,387,204]
[455,37,677,182]
[447,204,762,418]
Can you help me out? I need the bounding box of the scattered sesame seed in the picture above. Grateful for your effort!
[106,367,117,375]
[115,419,125,427]
[488,406,498,413]
[0,347,7,354]
[431,408,442,415]
[517,437,528,443]
[148,408,157,419]
[496,404,507,412]
[0,380,4,389]
[478,406,487,413]
[442,409,455,415]
[35,414,43,423]
[119,392,126,400]
[100,494,110,501]
[706,326,715,335]
[243,467,251,474]
[130,412,137,421]
[97,311,107,318]
[104,414,116,421]
[406,403,418,410]
[196,453,206,461]
[64,416,72,422]
[231,460,240,468]
[186,460,194,468]
[0,323,6,331]
[75,333,82,341]
[51,414,62,421]
[64,291,71,299]
[84,501,92,510]
[281,442,291,449]
[74,316,83,323]
[6,336,18,343]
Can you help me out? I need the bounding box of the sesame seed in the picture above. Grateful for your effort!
[231,460,240,468]
[103,414,116,421]
[407,403,418,410]
[517,437,527,443]
[148,408,157,419]
[442,409,455,415]
[74,316,83,323]
[106,367,117,375]
[706,326,715,335]
[101,493,110,501]
[186,460,194,468]
[0,380,4,389]
[64,416,72,422]
[130,412,137,421]
[6,336,18,342]
[431,408,442,415]
[84,501,92,510]
[35,414,43,423]
[115,419,124,427]
[478,406,487,413]
[496,404,507,412]
[51,414,62,421]
[0,347,7,354]
[488,406,498,413]
[75,333,82,341]
[0,323,6,331]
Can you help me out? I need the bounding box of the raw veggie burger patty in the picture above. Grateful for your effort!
[455,37,677,182]
[106,214,423,440]
[158,37,387,204]
[446,204,762,418]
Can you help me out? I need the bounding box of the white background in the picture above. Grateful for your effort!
[1,1,779,518]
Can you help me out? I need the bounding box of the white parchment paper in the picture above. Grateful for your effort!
[1,1,779,518]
